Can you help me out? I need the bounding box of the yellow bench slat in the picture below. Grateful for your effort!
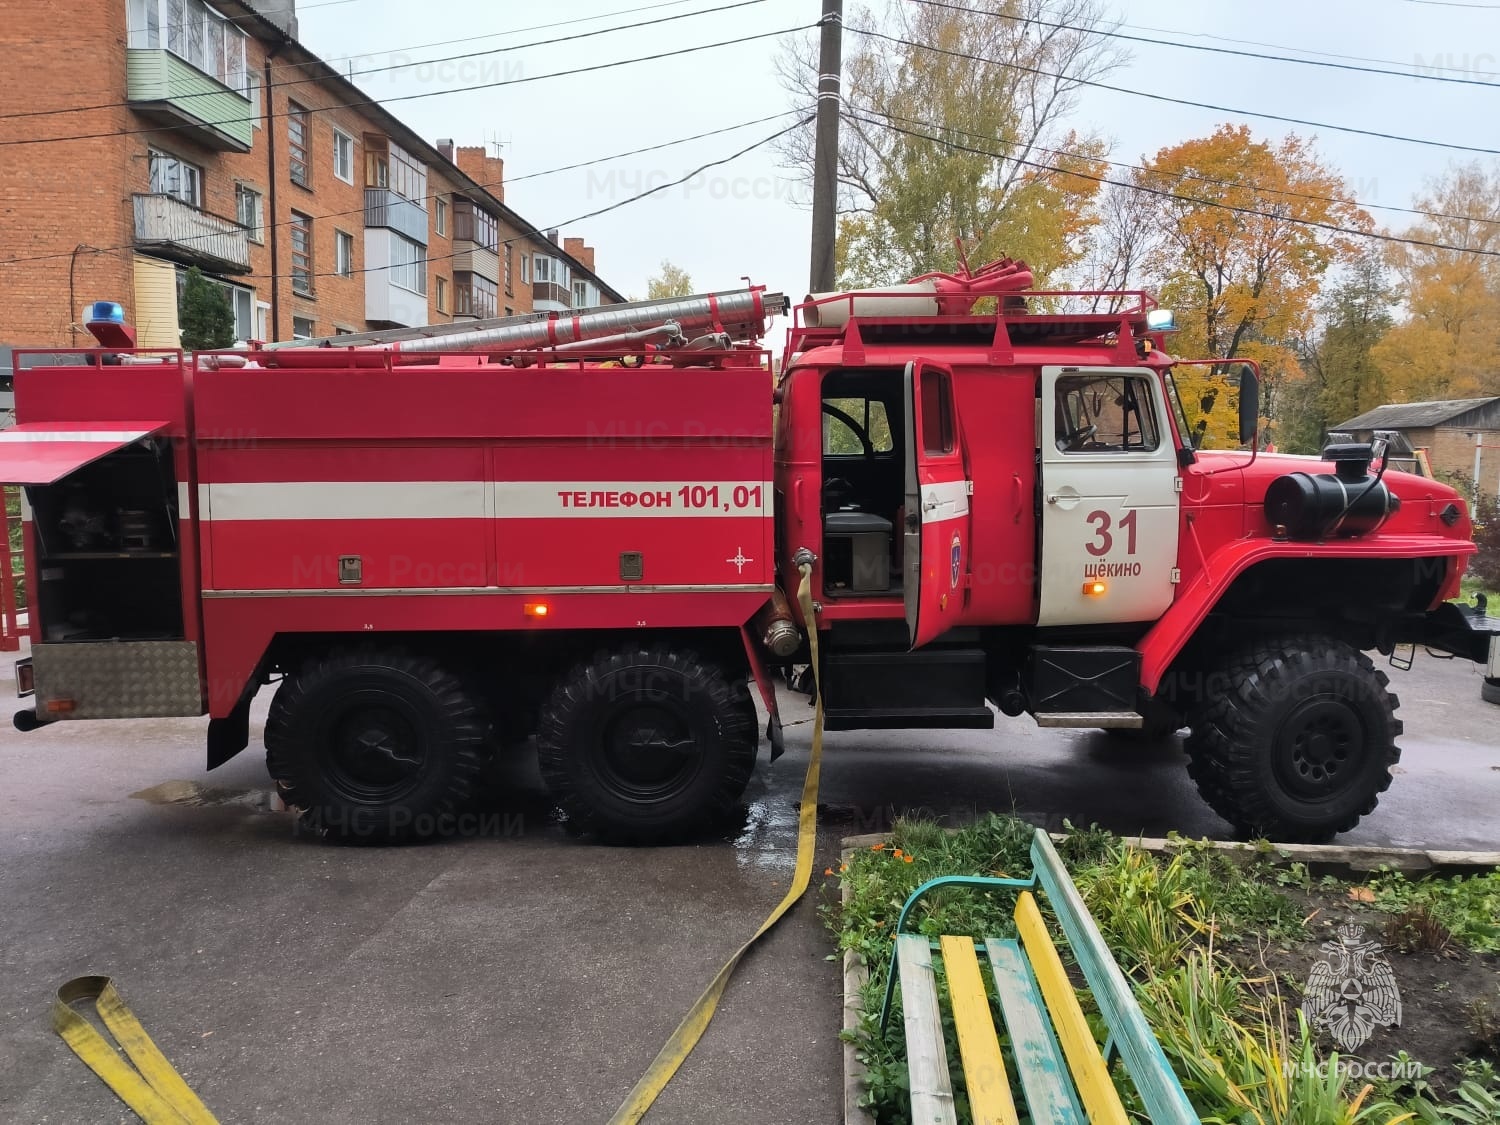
[938,936,1020,1125]
[1013,892,1129,1125]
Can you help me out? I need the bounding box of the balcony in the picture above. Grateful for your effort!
[126,49,253,152]
[133,194,251,274]
[451,243,499,283]
[364,230,428,328]
[531,281,572,313]
[364,188,428,246]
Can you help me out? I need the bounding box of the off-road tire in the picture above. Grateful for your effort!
[536,645,758,844]
[1185,635,1402,843]
[1483,677,1500,706]
[265,646,486,843]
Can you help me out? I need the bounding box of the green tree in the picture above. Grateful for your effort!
[1286,250,1393,451]
[778,0,1125,288]
[178,267,236,349]
[646,260,694,299]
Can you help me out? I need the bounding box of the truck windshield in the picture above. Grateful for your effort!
[1163,371,1194,449]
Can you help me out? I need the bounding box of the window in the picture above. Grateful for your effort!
[335,230,354,277]
[288,102,310,187]
[436,276,450,314]
[291,315,316,339]
[503,306,513,318]
[149,150,201,206]
[131,0,249,93]
[452,201,498,250]
[255,301,270,341]
[504,247,513,294]
[1054,374,1160,454]
[823,397,894,456]
[290,211,313,295]
[235,184,263,242]
[434,197,448,237]
[332,129,354,184]
[334,326,354,336]
[572,279,599,309]
[520,254,529,285]
[920,371,955,455]
[454,272,497,319]
[533,255,552,284]
[218,282,253,343]
[389,234,427,294]
[364,137,426,204]
[246,72,262,128]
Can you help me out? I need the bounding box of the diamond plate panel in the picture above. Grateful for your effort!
[33,641,203,719]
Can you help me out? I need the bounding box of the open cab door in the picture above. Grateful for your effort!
[903,360,975,647]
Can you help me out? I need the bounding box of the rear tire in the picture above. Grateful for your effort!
[265,646,486,843]
[1184,635,1402,843]
[536,645,758,843]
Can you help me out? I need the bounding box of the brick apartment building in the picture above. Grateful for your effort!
[0,0,621,366]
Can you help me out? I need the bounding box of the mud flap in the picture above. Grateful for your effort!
[740,624,785,761]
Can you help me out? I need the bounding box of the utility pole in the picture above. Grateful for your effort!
[808,0,843,295]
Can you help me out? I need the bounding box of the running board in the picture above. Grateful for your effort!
[1034,712,1144,729]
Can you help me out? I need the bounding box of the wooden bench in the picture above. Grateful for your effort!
[878,828,1197,1125]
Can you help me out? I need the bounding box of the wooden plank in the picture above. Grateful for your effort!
[1014,892,1129,1125]
[1030,830,1199,1125]
[984,938,1083,1125]
[896,934,957,1125]
[938,936,1020,1125]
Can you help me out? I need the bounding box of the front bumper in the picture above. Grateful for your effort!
[1415,601,1500,667]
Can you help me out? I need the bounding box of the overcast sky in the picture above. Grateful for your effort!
[298,0,1496,303]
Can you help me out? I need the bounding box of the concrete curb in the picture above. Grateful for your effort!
[840,842,877,1125]
[836,828,1499,1123]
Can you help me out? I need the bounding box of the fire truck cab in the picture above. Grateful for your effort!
[5,271,1498,846]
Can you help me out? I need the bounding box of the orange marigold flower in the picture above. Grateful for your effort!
[824,867,834,876]
[903,854,915,863]
[892,848,904,859]
[839,863,848,872]
[870,843,885,851]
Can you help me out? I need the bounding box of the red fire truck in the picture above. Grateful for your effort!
[4,261,1496,844]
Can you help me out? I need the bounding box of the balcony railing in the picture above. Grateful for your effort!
[126,48,253,152]
[531,280,572,310]
[132,194,251,274]
[364,188,428,246]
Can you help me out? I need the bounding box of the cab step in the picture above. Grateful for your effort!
[1034,712,1144,729]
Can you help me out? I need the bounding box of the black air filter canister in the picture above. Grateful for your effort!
[1265,472,1400,539]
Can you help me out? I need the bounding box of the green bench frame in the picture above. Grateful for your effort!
[877,828,1197,1125]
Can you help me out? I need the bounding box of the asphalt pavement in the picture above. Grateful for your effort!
[1,645,1496,1124]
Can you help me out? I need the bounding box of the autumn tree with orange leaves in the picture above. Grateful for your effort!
[1372,162,1500,403]
[1130,125,1371,448]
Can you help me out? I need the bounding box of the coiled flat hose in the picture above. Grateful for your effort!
[607,560,824,1123]
[53,564,826,1125]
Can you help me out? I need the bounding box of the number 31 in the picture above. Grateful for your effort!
[1084,509,1137,557]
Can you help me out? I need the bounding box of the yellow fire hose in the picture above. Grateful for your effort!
[606,560,824,1123]
[53,563,825,1125]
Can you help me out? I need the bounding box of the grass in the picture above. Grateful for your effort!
[833,815,1500,1125]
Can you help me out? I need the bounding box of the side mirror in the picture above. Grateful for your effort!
[1237,365,1260,446]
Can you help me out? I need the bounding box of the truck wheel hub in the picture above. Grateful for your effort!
[330,707,423,791]
[602,707,696,795]
[1277,700,1361,798]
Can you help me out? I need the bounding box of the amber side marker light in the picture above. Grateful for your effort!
[45,699,77,714]
[523,602,551,618]
[1083,580,1107,596]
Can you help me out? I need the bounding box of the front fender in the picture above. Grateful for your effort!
[1136,536,1475,691]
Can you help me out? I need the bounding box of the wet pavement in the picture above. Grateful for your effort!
[0,646,1496,1123]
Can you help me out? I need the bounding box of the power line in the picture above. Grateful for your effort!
[0,22,812,149]
[0,110,805,270]
[848,110,1500,259]
[268,117,809,286]
[856,28,1500,156]
[907,0,1500,87]
[0,0,772,123]
[860,105,1500,229]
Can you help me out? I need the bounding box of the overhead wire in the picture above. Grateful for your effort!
[0,109,808,270]
[0,0,775,123]
[905,0,1500,87]
[854,27,1500,156]
[847,109,1500,258]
